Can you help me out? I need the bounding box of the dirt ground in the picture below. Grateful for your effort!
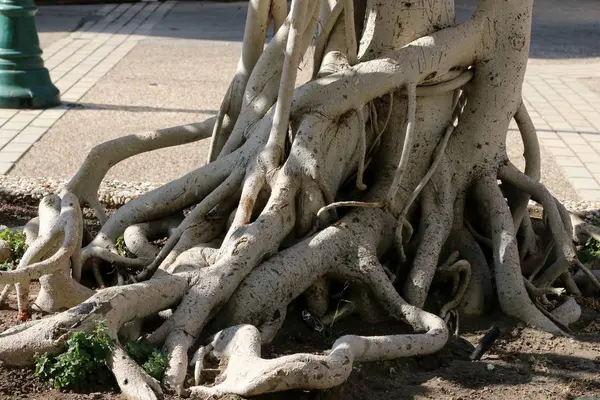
[0,200,599,400]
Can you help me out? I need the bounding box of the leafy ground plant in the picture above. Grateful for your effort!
[124,339,169,381]
[35,322,114,390]
[115,234,135,258]
[580,217,600,263]
[0,228,28,271]
[581,237,600,263]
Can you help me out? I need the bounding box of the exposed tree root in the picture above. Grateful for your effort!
[2,0,599,398]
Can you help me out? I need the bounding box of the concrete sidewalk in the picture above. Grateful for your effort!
[1,0,600,202]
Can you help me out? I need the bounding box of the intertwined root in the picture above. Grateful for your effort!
[1,0,599,399]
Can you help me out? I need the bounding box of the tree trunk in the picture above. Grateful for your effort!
[0,0,594,398]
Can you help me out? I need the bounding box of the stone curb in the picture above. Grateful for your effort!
[0,176,163,207]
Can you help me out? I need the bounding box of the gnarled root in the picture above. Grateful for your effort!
[3,1,598,399]
[474,176,560,333]
[189,314,446,398]
[0,192,86,318]
[0,273,188,367]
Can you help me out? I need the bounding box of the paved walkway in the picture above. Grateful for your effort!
[522,65,600,201]
[0,2,175,173]
[0,0,600,202]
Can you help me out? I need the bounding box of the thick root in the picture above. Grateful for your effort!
[189,311,446,397]
[2,1,596,399]
[108,345,163,400]
[474,176,560,333]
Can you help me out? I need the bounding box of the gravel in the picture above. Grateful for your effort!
[0,176,163,207]
[2,175,599,216]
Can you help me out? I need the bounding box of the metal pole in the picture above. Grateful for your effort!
[0,0,60,109]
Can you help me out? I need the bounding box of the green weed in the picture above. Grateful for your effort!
[580,217,600,263]
[124,339,169,380]
[0,228,28,270]
[34,322,114,390]
[581,237,600,263]
[115,235,134,258]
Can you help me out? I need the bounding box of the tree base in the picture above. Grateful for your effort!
[0,0,599,398]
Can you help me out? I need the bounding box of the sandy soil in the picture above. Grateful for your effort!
[0,201,599,400]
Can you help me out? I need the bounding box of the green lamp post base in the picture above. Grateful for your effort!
[0,0,60,109]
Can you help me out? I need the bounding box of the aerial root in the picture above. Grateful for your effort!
[474,175,561,333]
[161,175,299,393]
[574,259,600,292]
[0,274,188,367]
[386,82,417,206]
[456,228,493,316]
[550,297,581,326]
[207,0,273,163]
[402,181,453,308]
[559,272,582,296]
[83,246,148,271]
[81,143,239,267]
[436,255,472,319]
[312,0,344,77]
[498,163,577,289]
[342,0,357,65]
[269,0,287,33]
[261,0,315,172]
[354,108,368,191]
[162,285,210,395]
[188,253,448,397]
[124,214,184,262]
[394,90,465,262]
[108,344,163,400]
[508,101,541,231]
[65,118,216,221]
[0,216,39,307]
[523,279,565,298]
[524,238,554,282]
[573,268,600,296]
[571,212,600,244]
[366,93,394,159]
[135,170,243,282]
[0,311,80,366]
[315,82,418,219]
[142,312,174,347]
[189,249,448,397]
[0,192,84,318]
[517,213,539,261]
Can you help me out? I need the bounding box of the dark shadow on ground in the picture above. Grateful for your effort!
[61,101,217,114]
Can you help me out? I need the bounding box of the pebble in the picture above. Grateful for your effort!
[0,176,599,215]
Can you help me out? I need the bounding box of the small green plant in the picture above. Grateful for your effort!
[34,322,114,390]
[581,237,600,263]
[115,235,134,258]
[0,260,14,271]
[0,228,28,270]
[124,339,169,380]
[142,350,169,381]
[577,216,600,263]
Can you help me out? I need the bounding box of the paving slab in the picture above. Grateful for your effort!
[3,0,600,204]
[36,5,105,49]
[9,40,237,182]
[8,1,313,183]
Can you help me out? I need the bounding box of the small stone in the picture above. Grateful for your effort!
[486,363,495,371]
